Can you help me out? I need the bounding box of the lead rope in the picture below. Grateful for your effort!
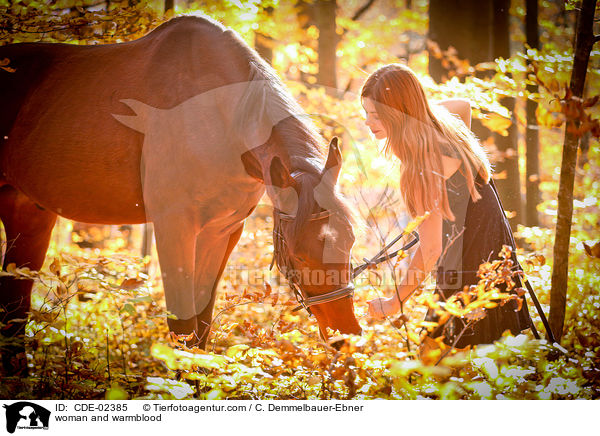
[350,231,420,279]
[489,179,556,343]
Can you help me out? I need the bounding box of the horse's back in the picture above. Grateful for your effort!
[0,16,253,223]
[1,16,248,145]
[0,43,62,143]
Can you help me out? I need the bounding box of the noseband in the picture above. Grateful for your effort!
[271,208,355,315]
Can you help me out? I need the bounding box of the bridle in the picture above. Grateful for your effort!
[269,168,419,315]
[271,206,420,315]
[271,208,356,314]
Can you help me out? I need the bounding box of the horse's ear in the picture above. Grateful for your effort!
[322,137,342,184]
[269,156,297,189]
[241,150,264,182]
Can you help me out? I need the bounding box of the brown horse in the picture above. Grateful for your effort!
[0,16,361,375]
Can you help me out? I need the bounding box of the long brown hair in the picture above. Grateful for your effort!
[361,64,491,221]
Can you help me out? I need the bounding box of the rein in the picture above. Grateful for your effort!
[271,205,419,315]
[351,230,419,279]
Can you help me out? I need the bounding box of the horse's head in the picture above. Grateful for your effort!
[269,138,361,339]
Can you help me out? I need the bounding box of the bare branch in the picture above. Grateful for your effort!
[340,0,376,41]
[351,0,376,21]
[435,319,474,365]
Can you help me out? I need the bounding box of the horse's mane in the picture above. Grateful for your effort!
[227,37,325,169]
[148,14,227,36]
[222,23,360,242]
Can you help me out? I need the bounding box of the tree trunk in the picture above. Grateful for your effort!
[315,0,338,94]
[341,0,376,92]
[254,33,274,65]
[428,1,526,229]
[164,0,174,14]
[141,223,154,274]
[296,0,317,86]
[492,0,522,229]
[428,0,494,82]
[578,130,590,169]
[254,6,274,65]
[578,78,591,170]
[525,0,541,227]
[549,0,597,341]
[428,0,494,148]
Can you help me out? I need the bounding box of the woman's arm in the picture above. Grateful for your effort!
[367,209,443,319]
[435,98,471,129]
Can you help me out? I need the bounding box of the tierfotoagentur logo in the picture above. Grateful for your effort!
[3,402,51,433]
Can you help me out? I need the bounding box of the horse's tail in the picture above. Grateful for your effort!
[112,99,156,133]
[0,218,6,268]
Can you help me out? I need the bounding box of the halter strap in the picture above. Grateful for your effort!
[291,284,355,312]
[277,210,331,221]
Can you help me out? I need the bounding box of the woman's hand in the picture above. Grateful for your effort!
[367,296,401,320]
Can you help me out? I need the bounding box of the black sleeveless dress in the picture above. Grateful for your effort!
[424,146,533,347]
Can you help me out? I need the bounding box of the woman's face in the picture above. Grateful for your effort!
[362,98,387,140]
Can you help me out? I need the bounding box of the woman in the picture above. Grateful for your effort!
[363,64,532,347]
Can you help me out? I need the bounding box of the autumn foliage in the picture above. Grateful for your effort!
[1,1,599,400]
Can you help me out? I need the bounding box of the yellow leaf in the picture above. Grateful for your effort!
[481,112,512,136]
[0,218,5,266]
[407,330,421,344]
[151,343,176,368]
[404,212,430,234]
[205,389,223,400]
[225,344,250,359]
[106,384,129,400]
[189,355,222,370]
[307,375,321,386]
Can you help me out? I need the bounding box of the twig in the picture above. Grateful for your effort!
[357,184,416,350]
[434,319,474,366]
[106,329,111,384]
[119,317,128,381]
[351,0,376,21]
[62,305,70,398]
[383,190,413,352]
[360,185,420,352]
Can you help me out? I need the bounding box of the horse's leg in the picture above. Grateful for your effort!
[152,216,200,338]
[194,223,245,349]
[0,185,57,375]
